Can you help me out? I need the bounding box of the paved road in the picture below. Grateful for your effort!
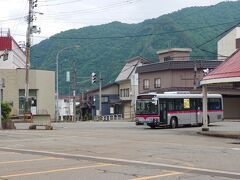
[0,121,239,179]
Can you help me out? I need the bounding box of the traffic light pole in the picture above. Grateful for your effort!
[72,61,77,122]
[99,73,102,118]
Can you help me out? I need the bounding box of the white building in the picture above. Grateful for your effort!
[0,29,26,69]
[218,26,240,59]
[58,96,80,121]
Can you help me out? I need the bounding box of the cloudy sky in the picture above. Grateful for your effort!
[0,0,231,44]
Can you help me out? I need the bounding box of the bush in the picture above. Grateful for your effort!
[1,102,11,122]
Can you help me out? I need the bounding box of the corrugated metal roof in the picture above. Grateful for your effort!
[136,60,222,73]
[115,56,151,82]
[202,49,240,83]
[156,48,192,55]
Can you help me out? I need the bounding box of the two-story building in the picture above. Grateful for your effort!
[115,56,151,119]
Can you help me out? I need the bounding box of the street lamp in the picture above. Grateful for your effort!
[55,45,80,121]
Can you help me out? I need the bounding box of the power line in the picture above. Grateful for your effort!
[196,22,240,48]
[193,22,240,57]
[13,19,240,40]
[39,0,83,7]
[42,0,142,17]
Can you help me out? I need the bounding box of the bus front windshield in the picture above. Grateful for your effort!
[136,100,158,115]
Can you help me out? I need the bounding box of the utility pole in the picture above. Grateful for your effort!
[24,0,33,118]
[0,79,5,129]
[72,61,77,122]
[24,0,41,119]
[193,59,197,90]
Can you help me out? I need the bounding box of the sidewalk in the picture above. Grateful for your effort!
[197,121,240,139]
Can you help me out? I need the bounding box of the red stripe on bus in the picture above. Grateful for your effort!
[136,115,159,119]
[168,110,223,114]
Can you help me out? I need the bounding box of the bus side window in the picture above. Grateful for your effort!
[168,99,174,111]
[190,99,197,110]
[174,99,184,111]
[208,98,221,110]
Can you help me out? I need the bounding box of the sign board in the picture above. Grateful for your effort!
[110,107,114,114]
[66,71,70,82]
[184,99,190,109]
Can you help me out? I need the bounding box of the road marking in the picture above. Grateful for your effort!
[0,147,240,179]
[231,148,240,151]
[154,157,194,167]
[130,171,183,180]
[0,152,17,155]
[0,157,62,164]
[0,163,118,178]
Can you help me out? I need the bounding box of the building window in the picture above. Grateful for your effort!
[143,79,149,90]
[164,56,173,62]
[125,89,129,97]
[19,89,37,115]
[120,89,124,97]
[120,88,130,97]
[154,78,161,88]
[101,96,109,103]
[236,38,240,49]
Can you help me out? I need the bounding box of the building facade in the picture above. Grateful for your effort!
[0,69,55,119]
[136,60,222,94]
[115,56,151,119]
[78,83,120,120]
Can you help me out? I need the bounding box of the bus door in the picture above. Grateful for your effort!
[159,99,168,124]
[190,99,201,124]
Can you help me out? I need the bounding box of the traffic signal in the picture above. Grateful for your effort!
[91,72,96,84]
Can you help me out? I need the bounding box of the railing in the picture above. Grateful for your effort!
[94,114,122,121]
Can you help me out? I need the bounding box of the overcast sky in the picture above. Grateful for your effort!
[0,0,231,44]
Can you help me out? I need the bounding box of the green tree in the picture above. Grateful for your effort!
[1,102,11,122]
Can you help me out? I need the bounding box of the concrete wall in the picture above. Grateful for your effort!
[0,69,55,119]
[123,101,131,119]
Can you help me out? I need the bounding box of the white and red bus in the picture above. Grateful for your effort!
[135,93,223,128]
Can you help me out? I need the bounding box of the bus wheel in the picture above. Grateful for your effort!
[170,117,178,129]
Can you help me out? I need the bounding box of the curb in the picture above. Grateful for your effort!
[197,131,240,139]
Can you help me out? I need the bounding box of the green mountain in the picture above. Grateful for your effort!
[30,1,240,95]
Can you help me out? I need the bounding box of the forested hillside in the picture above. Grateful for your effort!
[30,1,240,95]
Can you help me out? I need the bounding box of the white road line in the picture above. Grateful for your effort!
[130,171,183,180]
[0,157,62,164]
[0,146,239,178]
[0,163,117,178]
